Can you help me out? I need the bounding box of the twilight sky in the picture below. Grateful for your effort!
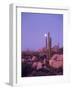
[21,12,63,51]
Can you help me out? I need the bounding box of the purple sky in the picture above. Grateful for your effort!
[21,12,63,51]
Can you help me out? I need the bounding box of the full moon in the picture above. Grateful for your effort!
[44,33,47,37]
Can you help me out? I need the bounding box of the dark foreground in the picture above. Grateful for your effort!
[21,61,63,77]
